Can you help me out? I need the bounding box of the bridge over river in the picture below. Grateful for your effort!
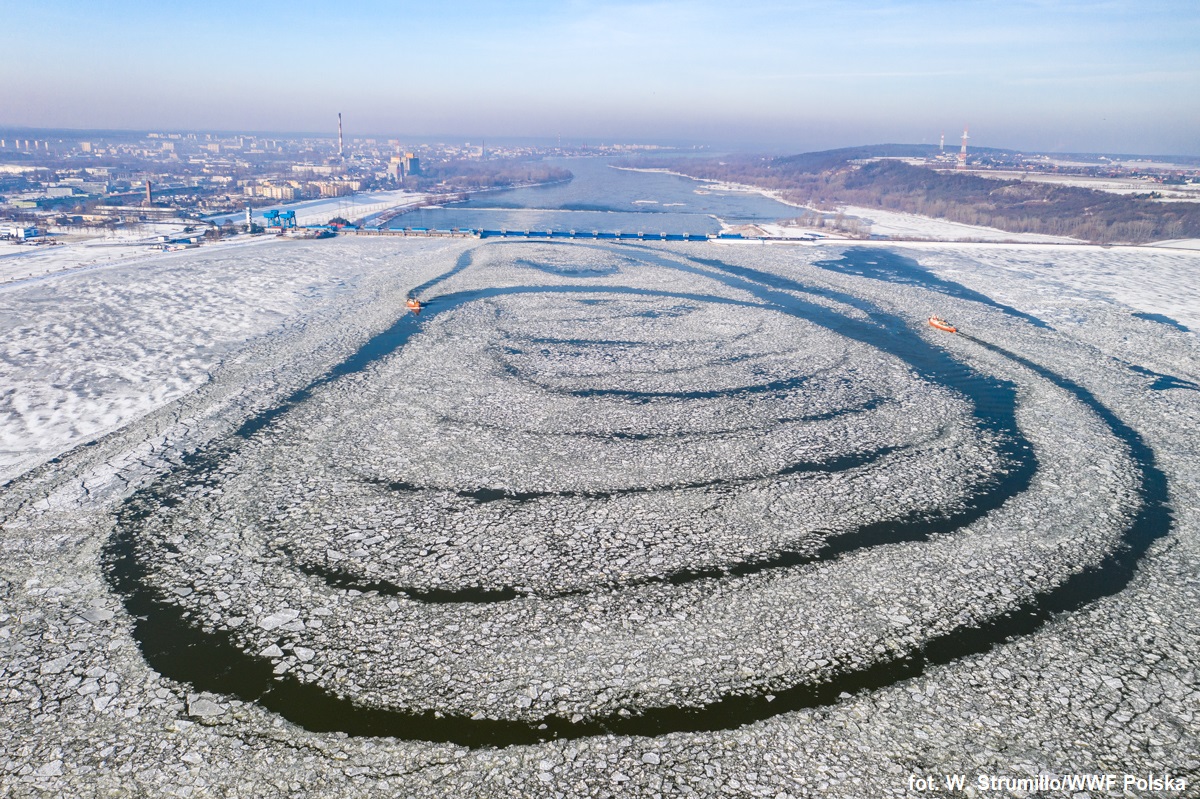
[348,227,822,242]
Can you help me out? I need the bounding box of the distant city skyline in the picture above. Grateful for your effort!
[3,0,1198,155]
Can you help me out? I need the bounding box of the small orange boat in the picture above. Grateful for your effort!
[928,315,957,333]
[406,297,421,314]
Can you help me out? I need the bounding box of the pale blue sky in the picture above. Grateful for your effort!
[4,0,1198,154]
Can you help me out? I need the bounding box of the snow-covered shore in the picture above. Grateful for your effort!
[0,237,467,481]
[836,204,1083,243]
[204,188,434,228]
[0,228,279,288]
[611,164,810,211]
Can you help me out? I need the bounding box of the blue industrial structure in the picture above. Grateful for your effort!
[263,209,297,229]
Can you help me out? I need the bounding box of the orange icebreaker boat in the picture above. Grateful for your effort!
[406,297,422,313]
[928,315,957,333]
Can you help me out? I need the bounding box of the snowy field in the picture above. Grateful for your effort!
[1155,238,1200,250]
[1,238,1197,797]
[0,222,206,285]
[204,188,433,227]
[0,190,436,287]
[0,237,469,481]
[838,205,1083,243]
[965,170,1200,202]
[611,166,807,210]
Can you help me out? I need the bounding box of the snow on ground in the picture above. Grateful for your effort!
[1,189,434,288]
[1154,238,1200,250]
[0,228,270,286]
[0,236,461,482]
[962,170,1200,202]
[754,222,845,239]
[701,180,807,209]
[839,205,1083,243]
[609,166,808,211]
[205,188,432,227]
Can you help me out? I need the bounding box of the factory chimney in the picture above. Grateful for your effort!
[957,127,969,170]
[145,180,153,206]
[245,204,253,231]
[940,132,944,153]
[338,113,344,160]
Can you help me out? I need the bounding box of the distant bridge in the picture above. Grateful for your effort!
[345,228,820,242]
[476,229,714,241]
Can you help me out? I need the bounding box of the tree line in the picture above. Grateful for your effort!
[410,160,572,192]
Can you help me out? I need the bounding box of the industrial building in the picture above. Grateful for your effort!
[1,225,40,240]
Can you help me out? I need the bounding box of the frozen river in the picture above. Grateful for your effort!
[1,237,1197,796]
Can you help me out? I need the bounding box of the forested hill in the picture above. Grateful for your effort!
[825,160,1195,242]
[633,149,1199,244]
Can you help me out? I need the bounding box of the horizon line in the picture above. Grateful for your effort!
[0,123,1197,161]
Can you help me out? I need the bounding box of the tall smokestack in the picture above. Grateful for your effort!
[957,127,969,170]
[338,113,344,160]
[145,180,152,205]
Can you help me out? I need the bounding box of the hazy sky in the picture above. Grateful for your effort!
[4,0,1198,154]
